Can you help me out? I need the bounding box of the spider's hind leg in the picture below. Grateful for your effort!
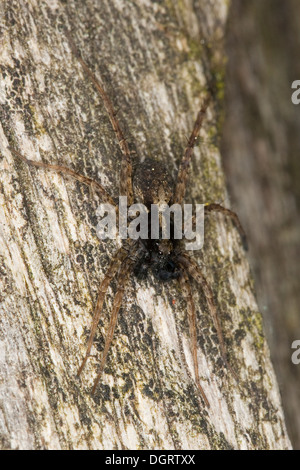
[172,95,211,206]
[204,203,248,250]
[66,33,134,205]
[9,147,117,208]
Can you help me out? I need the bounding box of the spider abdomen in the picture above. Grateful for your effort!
[133,158,174,207]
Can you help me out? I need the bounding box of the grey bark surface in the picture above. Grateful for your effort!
[0,0,291,449]
[222,0,300,449]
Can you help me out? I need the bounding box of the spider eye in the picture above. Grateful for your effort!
[157,240,172,256]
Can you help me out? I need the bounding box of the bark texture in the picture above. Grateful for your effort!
[222,0,300,449]
[0,0,291,449]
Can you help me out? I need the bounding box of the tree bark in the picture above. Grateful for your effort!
[222,0,300,449]
[0,0,291,449]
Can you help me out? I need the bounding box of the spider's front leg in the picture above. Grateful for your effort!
[178,253,238,382]
[91,242,142,394]
[178,271,210,408]
[77,242,134,377]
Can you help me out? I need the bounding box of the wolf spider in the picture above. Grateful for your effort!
[10,35,247,408]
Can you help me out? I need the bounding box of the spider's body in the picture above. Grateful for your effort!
[133,157,174,207]
[133,239,181,282]
[10,34,247,408]
[133,157,181,282]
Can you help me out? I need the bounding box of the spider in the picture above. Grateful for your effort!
[10,34,247,408]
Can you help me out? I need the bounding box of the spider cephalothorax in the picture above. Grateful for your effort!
[10,33,247,408]
[133,239,181,282]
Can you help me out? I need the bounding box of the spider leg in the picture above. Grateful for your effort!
[66,33,133,205]
[91,254,136,394]
[9,147,117,208]
[178,253,238,381]
[178,271,210,407]
[77,244,131,376]
[172,95,211,206]
[204,203,248,250]
[77,239,138,376]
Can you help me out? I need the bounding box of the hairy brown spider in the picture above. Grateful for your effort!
[10,34,247,408]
